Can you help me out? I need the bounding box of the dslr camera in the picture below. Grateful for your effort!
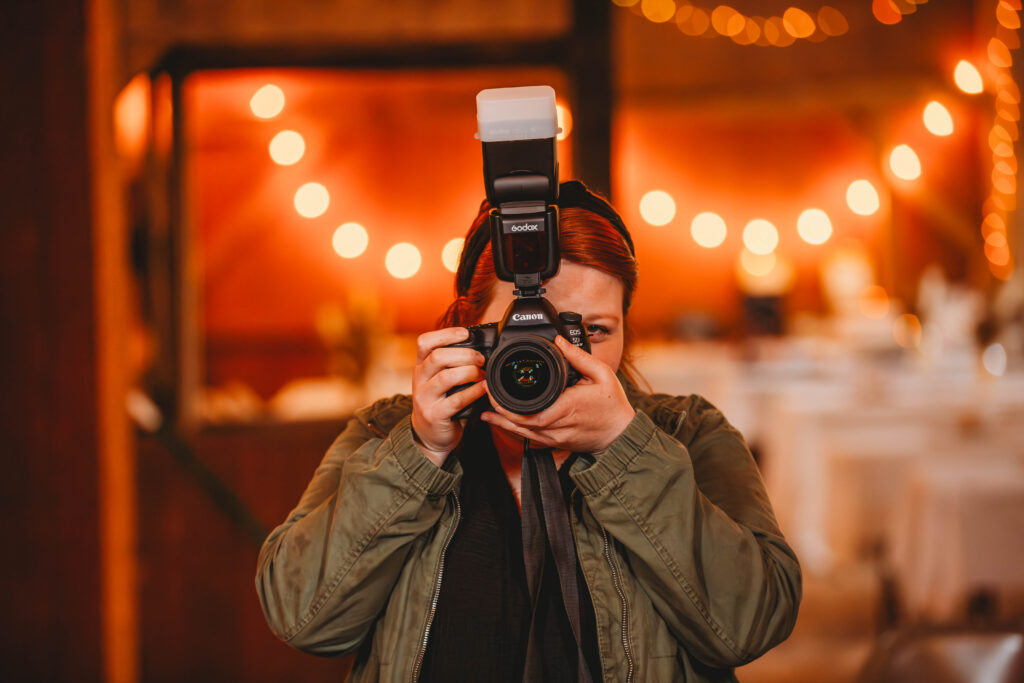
[448,86,591,417]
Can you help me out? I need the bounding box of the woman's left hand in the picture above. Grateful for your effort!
[480,335,636,454]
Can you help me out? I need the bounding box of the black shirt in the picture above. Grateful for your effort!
[417,419,601,682]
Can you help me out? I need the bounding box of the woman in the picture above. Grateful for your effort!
[256,181,801,682]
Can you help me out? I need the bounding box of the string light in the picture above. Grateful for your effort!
[797,209,833,245]
[250,84,285,119]
[442,237,465,273]
[923,101,954,136]
[690,212,727,248]
[639,190,676,226]
[889,144,922,181]
[954,61,984,94]
[743,219,779,255]
[269,130,305,165]
[332,223,369,259]
[385,243,422,279]
[846,180,881,216]
[294,182,330,218]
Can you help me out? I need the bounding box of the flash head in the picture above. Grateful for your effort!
[476,86,561,290]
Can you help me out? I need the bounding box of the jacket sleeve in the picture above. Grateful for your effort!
[255,402,458,656]
[572,395,801,668]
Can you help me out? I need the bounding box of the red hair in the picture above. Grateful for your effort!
[439,203,641,382]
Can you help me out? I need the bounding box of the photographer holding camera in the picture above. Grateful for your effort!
[257,88,800,682]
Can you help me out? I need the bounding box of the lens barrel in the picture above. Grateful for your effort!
[486,335,568,414]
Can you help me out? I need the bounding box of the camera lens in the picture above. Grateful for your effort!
[486,336,567,414]
[499,350,551,401]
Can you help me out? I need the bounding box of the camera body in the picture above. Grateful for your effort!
[448,85,592,417]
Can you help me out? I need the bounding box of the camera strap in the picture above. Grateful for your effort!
[520,443,593,683]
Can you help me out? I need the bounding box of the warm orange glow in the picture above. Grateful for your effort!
[797,208,833,245]
[639,190,677,226]
[858,285,890,319]
[442,237,465,272]
[114,73,150,164]
[923,101,954,136]
[998,1,1021,29]
[982,212,1007,238]
[677,6,711,36]
[847,180,881,215]
[641,0,676,23]
[986,230,1009,249]
[732,17,761,45]
[996,98,1021,122]
[889,144,922,180]
[743,219,779,255]
[332,222,368,259]
[556,104,573,141]
[294,182,329,218]
[998,80,1021,103]
[893,313,922,348]
[740,248,777,277]
[990,259,1015,280]
[764,17,796,46]
[269,130,305,166]
[690,212,727,248]
[817,6,849,36]
[990,124,1015,152]
[711,6,745,36]
[872,0,902,25]
[385,242,422,279]
[612,0,639,6]
[989,38,1013,68]
[985,240,1012,265]
[250,84,285,119]
[954,61,984,94]
[782,7,815,38]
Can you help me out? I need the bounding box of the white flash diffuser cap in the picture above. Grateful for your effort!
[476,85,559,142]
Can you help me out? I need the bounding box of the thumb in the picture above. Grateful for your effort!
[555,335,606,379]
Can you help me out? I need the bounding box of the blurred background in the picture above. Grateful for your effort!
[3,0,1024,681]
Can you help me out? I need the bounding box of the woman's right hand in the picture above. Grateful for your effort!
[411,327,487,467]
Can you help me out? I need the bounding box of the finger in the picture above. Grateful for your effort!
[555,335,611,381]
[426,364,486,396]
[440,379,487,417]
[488,395,569,430]
[416,327,470,363]
[420,346,485,380]
[480,411,552,446]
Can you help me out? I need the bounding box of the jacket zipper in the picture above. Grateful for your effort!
[411,492,461,682]
[603,528,634,683]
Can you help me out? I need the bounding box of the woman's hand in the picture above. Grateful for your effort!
[480,335,635,454]
[411,327,487,467]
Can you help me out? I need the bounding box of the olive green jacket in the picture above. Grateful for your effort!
[256,384,801,682]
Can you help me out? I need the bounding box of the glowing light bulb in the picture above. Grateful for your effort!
[294,182,330,218]
[923,101,954,136]
[331,222,368,259]
[639,190,676,226]
[954,60,984,94]
[641,0,676,23]
[556,104,573,141]
[889,144,922,180]
[742,219,779,255]
[442,237,465,273]
[250,84,285,119]
[982,343,1007,376]
[269,130,305,165]
[690,212,727,248]
[385,243,422,279]
[847,179,880,216]
[782,7,816,37]
[797,208,833,245]
[740,249,776,277]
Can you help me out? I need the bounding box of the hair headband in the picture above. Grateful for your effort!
[455,180,635,296]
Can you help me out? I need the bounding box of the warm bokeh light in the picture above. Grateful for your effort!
[893,313,922,349]
[612,0,639,6]
[986,230,1009,249]
[954,60,984,94]
[923,101,954,136]
[250,84,285,119]
[711,5,744,36]
[872,0,902,25]
[269,130,305,166]
[739,249,777,277]
[797,208,833,245]
[641,0,676,23]
[331,222,369,259]
[998,1,1021,30]
[782,7,815,38]
[690,212,727,248]
[764,16,796,46]
[889,144,922,180]
[858,285,890,319]
[989,38,1013,69]
[294,182,330,218]
[983,212,1007,238]
[677,5,711,36]
[985,239,1012,265]
[743,219,779,255]
[114,73,150,163]
[817,6,849,36]
[639,190,677,226]
[556,104,573,141]
[442,237,465,273]
[385,242,422,279]
[982,342,1008,376]
[732,17,761,46]
[847,180,881,215]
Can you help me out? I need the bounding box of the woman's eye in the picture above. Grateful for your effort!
[586,325,610,340]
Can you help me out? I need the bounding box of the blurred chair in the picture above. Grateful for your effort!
[857,628,1024,683]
